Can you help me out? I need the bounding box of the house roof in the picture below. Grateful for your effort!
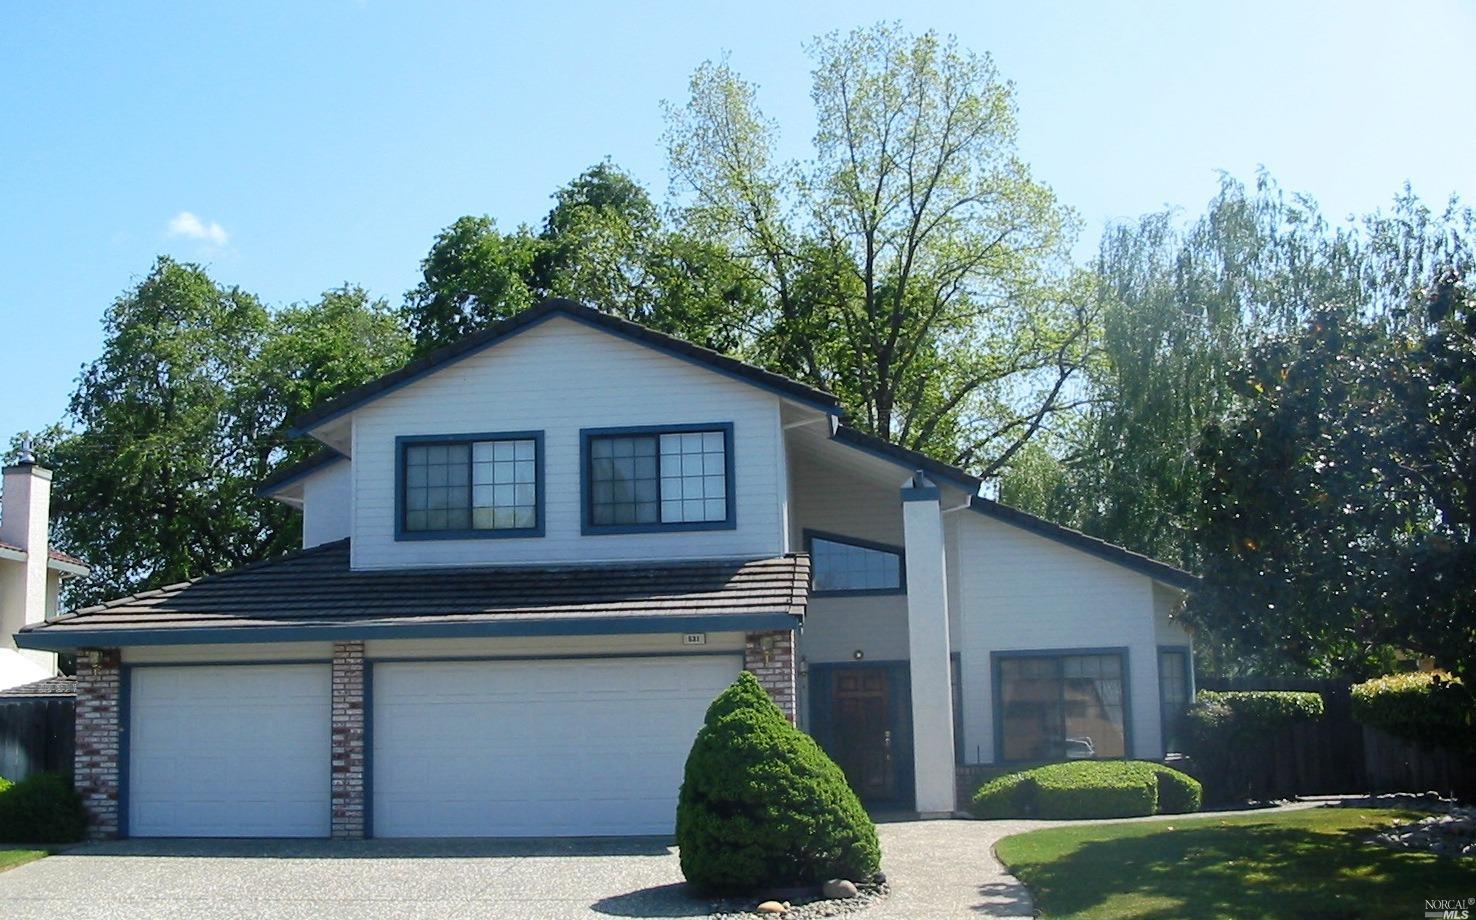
[257,447,347,496]
[0,675,76,698]
[829,424,983,492]
[0,541,89,574]
[15,540,810,650]
[290,298,843,434]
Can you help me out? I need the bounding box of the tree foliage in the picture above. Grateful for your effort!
[665,24,1096,471]
[1189,272,1476,681]
[12,260,410,605]
[404,162,758,354]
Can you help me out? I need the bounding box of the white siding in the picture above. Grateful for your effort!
[122,642,335,664]
[301,460,351,549]
[951,511,1165,763]
[1154,583,1192,647]
[789,451,910,666]
[364,632,745,659]
[348,316,786,569]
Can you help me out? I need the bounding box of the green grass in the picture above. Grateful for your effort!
[994,807,1476,919]
[0,848,48,872]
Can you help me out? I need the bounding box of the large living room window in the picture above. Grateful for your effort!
[581,424,734,533]
[995,650,1128,761]
[807,531,904,595]
[397,432,543,538]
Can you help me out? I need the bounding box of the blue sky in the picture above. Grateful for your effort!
[2,1,1472,442]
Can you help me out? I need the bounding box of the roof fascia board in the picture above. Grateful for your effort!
[257,453,348,498]
[14,612,802,651]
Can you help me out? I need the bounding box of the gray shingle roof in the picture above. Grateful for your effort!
[17,540,809,646]
[0,675,76,698]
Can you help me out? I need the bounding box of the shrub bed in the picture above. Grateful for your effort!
[1182,690,1324,803]
[676,672,880,893]
[0,772,87,843]
[970,760,1201,820]
[1351,670,1473,752]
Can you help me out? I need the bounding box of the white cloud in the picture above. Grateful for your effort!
[166,211,229,246]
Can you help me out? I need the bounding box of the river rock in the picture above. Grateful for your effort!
[823,879,859,899]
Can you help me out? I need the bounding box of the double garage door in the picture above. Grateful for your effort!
[127,655,738,838]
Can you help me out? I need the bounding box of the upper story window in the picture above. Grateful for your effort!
[807,531,905,595]
[397,432,543,539]
[581,424,734,533]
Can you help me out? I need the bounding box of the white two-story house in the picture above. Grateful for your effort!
[16,299,1196,840]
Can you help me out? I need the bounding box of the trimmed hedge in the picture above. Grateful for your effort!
[676,672,880,892]
[1151,765,1203,814]
[0,772,87,844]
[1182,690,1324,803]
[970,760,1201,820]
[1351,670,1473,752]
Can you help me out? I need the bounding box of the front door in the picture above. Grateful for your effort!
[831,668,896,801]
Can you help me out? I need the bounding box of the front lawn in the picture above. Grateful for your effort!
[0,848,48,872]
[994,807,1476,919]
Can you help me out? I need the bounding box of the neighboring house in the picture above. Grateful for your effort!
[15,299,1196,841]
[0,447,89,691]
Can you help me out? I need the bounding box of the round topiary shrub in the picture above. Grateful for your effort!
[676,671,880,893]
[1351,671,1473,752]
[0,772,87,843]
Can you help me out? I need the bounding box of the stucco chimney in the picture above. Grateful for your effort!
[1,442,55,643]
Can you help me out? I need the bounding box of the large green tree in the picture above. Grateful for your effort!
[1190,272,1475,680]
[404,162,758,354]
[14,260,410,605]
[1007,178,1475,571]
[665,24,1096,471]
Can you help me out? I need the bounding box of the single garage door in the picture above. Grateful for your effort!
[128,664,331,837]
[372,655,739,837]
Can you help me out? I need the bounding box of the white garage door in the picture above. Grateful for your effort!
[371,655,739,837]
[128,664,331,837]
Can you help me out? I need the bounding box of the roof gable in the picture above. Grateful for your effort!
[291,299,841,434]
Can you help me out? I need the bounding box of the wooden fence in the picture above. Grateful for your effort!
[1199,675,1476,798]
[0,696,74,782]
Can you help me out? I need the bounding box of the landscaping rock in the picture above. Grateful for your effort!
[821,879,858,899]
[756,901,788,914]
[1366,802,1476,858]
[710,880,889,920]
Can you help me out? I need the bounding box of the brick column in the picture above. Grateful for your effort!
[745,630,796,722]
[330,641,367,839]
[74,648,122,839]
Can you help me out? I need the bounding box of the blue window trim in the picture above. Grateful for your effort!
[579,422,737,535]
[803,528,907,597]
[990,647,1133,765]
[1157,643,1194,755]
[393,430,545,541]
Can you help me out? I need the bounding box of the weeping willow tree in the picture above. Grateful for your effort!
[1001,175,1475,570]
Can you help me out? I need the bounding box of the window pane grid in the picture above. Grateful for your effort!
[404,437,538,533]
[999,653,1126,761]
[589,429,728,527]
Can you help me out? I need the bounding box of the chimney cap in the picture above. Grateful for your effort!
[16,438,36,465]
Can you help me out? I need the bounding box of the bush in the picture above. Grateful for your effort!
[1182,690,1324,803]
[1351,671,1474,751]
[0,772,87,843]
[676,672,880,892]
[969,760,1201,819]
[970,771,1035,819]
[1151,765,1204,814]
